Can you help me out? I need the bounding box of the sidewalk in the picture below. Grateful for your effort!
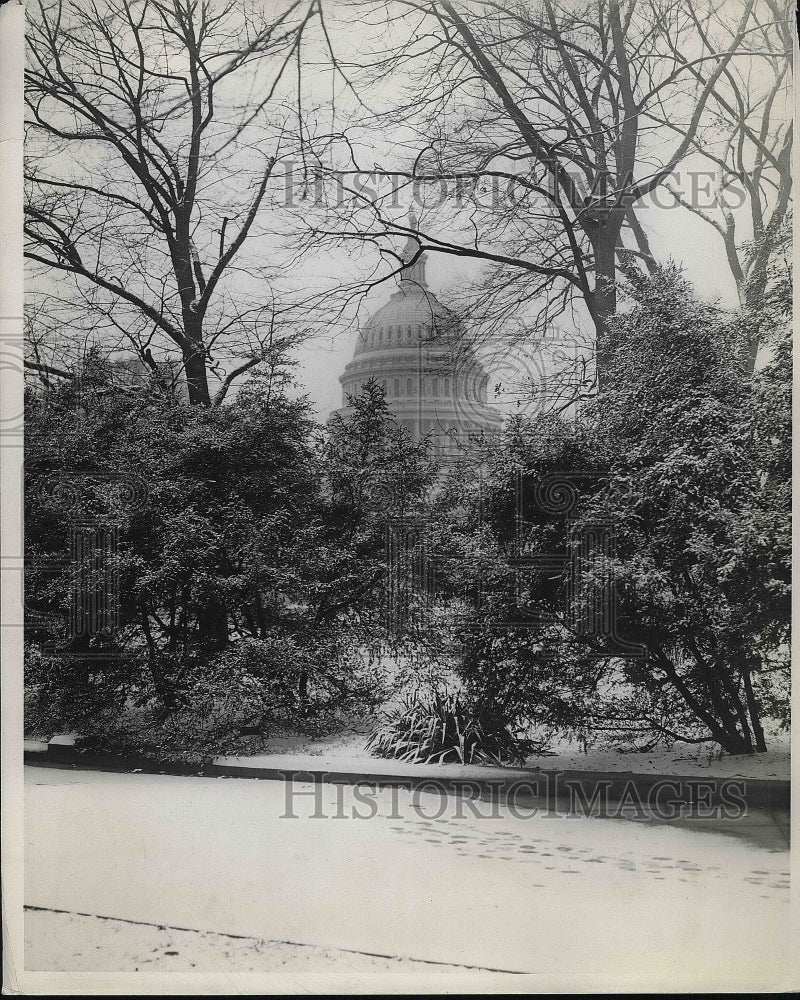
[26,907,504,974]
[24,737,790,812]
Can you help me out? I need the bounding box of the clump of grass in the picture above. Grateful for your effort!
[366,690,530,765]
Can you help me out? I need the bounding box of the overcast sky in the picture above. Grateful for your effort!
[24,0,781,421]
[269,2,759,422]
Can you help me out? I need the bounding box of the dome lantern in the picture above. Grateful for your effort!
[398,211,427,291]
[332,225,504,459]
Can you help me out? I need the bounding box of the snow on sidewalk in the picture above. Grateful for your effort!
[26,767,791,981]
[25,909,495,973]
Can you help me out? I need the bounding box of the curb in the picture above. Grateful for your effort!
[24,743,790,812]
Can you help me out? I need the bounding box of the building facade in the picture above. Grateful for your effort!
[333,237,503,460]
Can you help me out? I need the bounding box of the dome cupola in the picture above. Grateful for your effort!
[333,225,504,459]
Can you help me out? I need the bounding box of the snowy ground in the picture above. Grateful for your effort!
[526,740,790,779]
[25,909,489,973]
[24,766,792,987]
[230,729,790,780]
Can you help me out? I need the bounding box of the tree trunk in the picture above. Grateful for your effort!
[197,594,228,653]
[742,658,767,753]
[741,273,769,374]
[298,670,309,713]
[655,647,756,755]
[715,656,755,753]
[718,734,757,755]
[182,342,212,407]
[173,210,212,406]
[587,222,620,388]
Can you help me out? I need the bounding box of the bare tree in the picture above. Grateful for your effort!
[305,0,785,382]
[25,0,324,405]
[657,0,792,370]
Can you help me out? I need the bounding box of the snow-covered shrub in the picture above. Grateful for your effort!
[366,689,531,765]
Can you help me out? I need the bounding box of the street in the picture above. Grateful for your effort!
[25,766,791,980]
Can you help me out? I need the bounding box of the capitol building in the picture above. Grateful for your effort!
[333,233,504,461]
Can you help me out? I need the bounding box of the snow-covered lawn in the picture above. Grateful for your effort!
[525,738,790,779]
[227,730,790,780]
[25,766,792,987]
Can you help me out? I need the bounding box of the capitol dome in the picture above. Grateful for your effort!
[334,232,504,459]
